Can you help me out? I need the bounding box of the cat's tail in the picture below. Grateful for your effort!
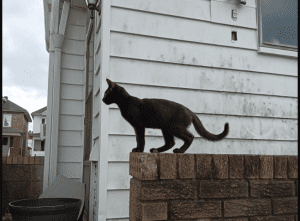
[192,113,229,141]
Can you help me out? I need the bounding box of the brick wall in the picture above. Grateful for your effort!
[1,156,44,217]
[129,153,298,221]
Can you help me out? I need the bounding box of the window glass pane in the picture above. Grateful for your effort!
[2,137,8,145]
[3,114,12,127]
[41,141,45,151]
[261,0,298,48]
[10,137,13,147]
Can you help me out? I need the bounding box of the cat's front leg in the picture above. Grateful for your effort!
[132,126,145,152]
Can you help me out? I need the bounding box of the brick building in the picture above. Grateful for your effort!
[2,96,32,156]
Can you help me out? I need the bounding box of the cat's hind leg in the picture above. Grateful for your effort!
[171,128,194,154]
[150,129,175,153]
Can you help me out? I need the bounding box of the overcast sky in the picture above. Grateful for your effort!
[3,0,49,131]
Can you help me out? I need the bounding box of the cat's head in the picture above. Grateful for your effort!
[102,79,119,105]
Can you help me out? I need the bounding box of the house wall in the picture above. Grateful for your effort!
[2,112,26,131]
[2,112,28,156]
[32,115,46,133]
[56,5,86,182]
[104,0,298,220]
[34,139,42,151]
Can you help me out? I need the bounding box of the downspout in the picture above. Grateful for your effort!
[43,43,55,190]
[45,0,71,188]
[43,0,57,191]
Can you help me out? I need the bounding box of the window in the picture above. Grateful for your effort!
[258,0,298,51]
[10,137,13,147]
[42,119,45,124]
[41,141,45,151]
[2,137,8,145]
[3,114,12,127]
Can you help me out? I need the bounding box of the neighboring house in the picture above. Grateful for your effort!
[26,131,33,156]
[2,96,32,156]
[30,107,47,157]
[42,0,297,221]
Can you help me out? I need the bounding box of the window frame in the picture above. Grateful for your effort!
[256,0,298,57]
[3,114,12,127]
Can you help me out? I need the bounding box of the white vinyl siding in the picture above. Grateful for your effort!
[105,0,297,220]
[57,6,86,180]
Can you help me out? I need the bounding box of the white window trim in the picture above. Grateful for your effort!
[256,0,298,58]
[257,46,298,58]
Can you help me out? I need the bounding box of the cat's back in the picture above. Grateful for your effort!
[141,98,190,115]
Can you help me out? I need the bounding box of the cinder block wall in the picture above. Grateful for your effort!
[2,156,44,216]
[129,153,298,221]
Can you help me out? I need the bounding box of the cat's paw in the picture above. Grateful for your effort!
[173,148,182,154]
[150,148,159,153]
[132,148,143,152]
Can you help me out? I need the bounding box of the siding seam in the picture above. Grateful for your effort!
[110,5,257,30]
[110,55,298,78]
[113,81,298,99]
[111,30,257,51]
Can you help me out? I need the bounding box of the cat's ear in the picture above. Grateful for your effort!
[106,79,114,87]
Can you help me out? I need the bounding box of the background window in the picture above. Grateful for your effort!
[3,114,12,127]
[258,0,298,50]
[10,137,13,147]
[41,141,45,151]
[2,137,8,145]
[42,119,45,124]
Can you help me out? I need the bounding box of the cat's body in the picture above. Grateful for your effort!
[102,79,229,153]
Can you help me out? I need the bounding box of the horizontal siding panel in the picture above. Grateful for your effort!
[110,32,297,76]
[61,69,83,85]
[211,1,257,29]
[107,162,130,190]
[57,162,82,178]
[59,131,82,146]
[92,116,99,139]
[93,73,100,95]
[213,0,256,8]
[107,190,130,219]
[60,99,84,116]
[57,146,83,163]
[108,135,298,162]
[61,84,83,100]
[111,0,211,21]
[68,8,86,27]
[62,39,84,55]
[109,109,298,140]
[108,84,297,119]
[95,52,100,73]
[93,93,100,116]
[59,115,82,131]
[110,57,297,97]
[61,54,84,70]
[111,7,257,50]
[65,24,86,41]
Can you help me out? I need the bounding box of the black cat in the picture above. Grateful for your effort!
[102,79,229,153]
